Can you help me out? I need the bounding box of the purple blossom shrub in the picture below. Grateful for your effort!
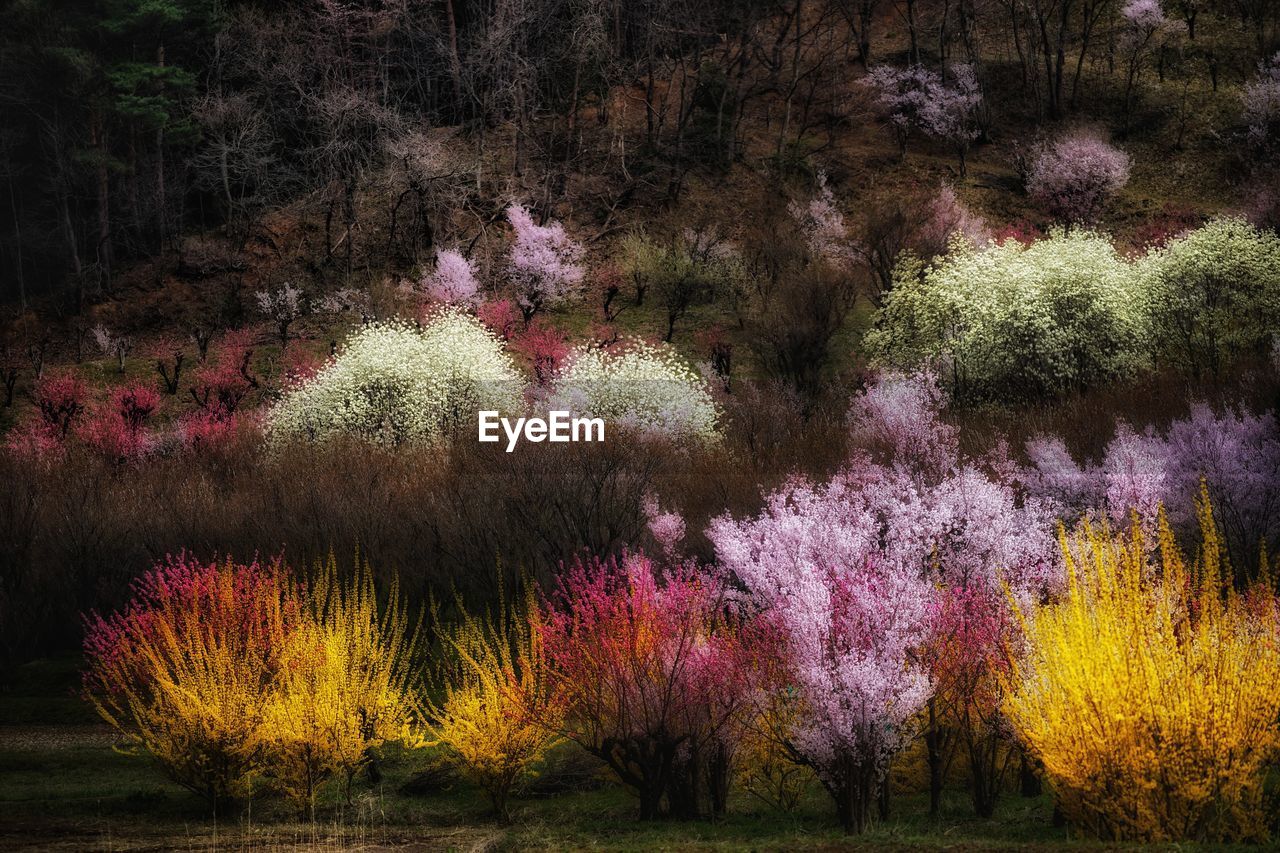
[1023,403,1280,566]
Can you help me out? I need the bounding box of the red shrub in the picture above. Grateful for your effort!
[512,320,568,384]
[540,554,773,819]
[476,298,521,340]
[79,384,162,462]
[33,372,89,438]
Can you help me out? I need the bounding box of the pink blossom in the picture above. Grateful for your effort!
[643,493,687,559]
[848,371,958,480]
[1026,131,1131,223]
[789,171,853,266]
[476,298,521,340]
[424,248,481,305]
[506,204,585,322]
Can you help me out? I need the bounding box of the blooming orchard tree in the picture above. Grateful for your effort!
[1120,0,1169,125]
[255,283,305,346]
[1026,131,1131,223]
[1243,52,1280,152]
[506,204,585,322]
[709,488,934,833]
[551,338,719,440]
[789,171,853,267]
[267,310,524,446]
[919,184,991,254]
[78,383,162,463]
[424,248,481,305]
[1140,217,1280,379]
[864,64,983,173]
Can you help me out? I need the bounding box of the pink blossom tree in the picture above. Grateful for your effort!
[709,484,934,833]
[510,319,568,384]
[78,383,162,463]
[424,248,481,305]
[789,171,853,267]
[864,64,983,174]
[1025,131,1131,224]
[506,204,585,323]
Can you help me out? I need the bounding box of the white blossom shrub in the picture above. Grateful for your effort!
[267,309,524,446]
[866,229,1150,400]
[1139,217,1280,378]
[550,339,719,440]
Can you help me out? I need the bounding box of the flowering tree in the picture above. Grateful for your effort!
[789,171,853,267]
[540,554,766,820]
[1023,402,1280,570]
[267,310,524,446]
[506,204,585,322]
[551,338,720,440]
[424,248,481,305]
[1243,52,1280,153]
[476,298,521,341]
[1026,131,1131,224]
[258,559,420,817]
[188,330,259,419]
[1140,217,1280,380]
[511,319,569,385]
[92,324,132,373]
[1120,0,1170,126]
[255,283,305,347]
[32,372,89,439]
[867,230,1148,401]
[864,64,983,173]
[917,184,991,256]
[78,383,161,463]
[709,488,934,833]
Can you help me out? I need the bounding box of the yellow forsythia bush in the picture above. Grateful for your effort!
[1003,493,1280,842]
[259,558,422,816]
[83,555,421,814]
[422,579,562,820]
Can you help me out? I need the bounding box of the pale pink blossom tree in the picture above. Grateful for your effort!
[1243,52,1280,152]
[1025,131,1131,224]
[864,64,983,174]
[424,248,481,305]
[506,204,585,323]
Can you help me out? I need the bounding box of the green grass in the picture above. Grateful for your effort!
[0,658,1234,851]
